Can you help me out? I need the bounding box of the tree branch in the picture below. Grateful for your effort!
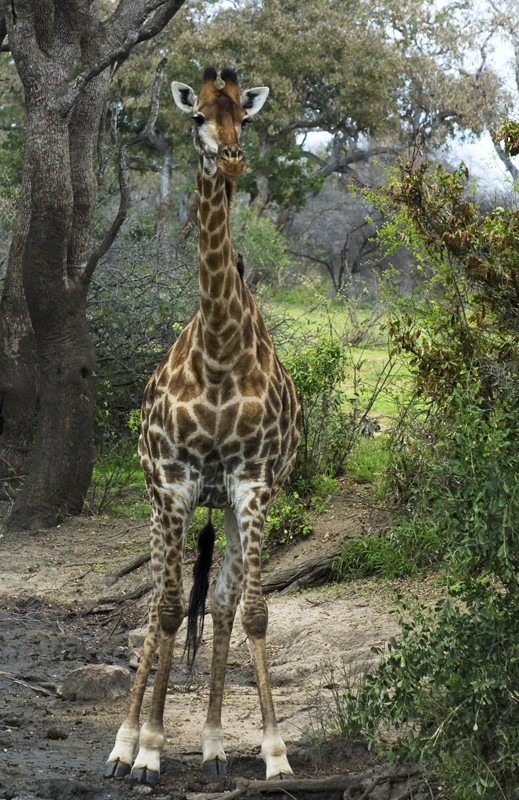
[60,0,184,118]
[266,119,324,145]
[81,57,166,287]
[187,767,424,800]
[320,146,400,176]
[137,0,185,42]
[0,0,7,50]
[492,140,519,183]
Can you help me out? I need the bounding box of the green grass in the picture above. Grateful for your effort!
[87,449,149,518]
[345,435,391,487]
[334,514,442,581]
[259,281,410,425]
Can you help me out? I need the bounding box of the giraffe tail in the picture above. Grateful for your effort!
[184,511,215,669]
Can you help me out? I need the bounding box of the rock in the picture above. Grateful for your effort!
[128,625,147,669]
[128,625,147,650]
[61,664,130,701]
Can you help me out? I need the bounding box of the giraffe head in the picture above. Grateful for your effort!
[172,67,269,178]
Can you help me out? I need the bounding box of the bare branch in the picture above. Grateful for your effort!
[320,146,400,176]
[491,140,519,183]
[266,119,323,145]
[81,57,166,287]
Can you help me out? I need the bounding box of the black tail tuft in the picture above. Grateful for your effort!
[184,517,215,669]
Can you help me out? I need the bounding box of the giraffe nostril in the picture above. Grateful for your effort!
[220,145,243,161]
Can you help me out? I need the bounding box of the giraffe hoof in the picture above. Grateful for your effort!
[131,766,160,785]
[105,759,131,779]
[203,757,227,776]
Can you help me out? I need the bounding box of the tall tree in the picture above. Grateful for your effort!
[92,0,511,226]
[162,0,510,203]
[0,0,185,530]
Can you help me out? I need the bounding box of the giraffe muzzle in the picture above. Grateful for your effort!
[217,145,246,177]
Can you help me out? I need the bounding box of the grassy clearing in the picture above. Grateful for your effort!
[260,281,410,425]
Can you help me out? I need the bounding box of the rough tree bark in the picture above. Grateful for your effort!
[0,175,37,485]
[0,0,186,530]
[148,125,174,245]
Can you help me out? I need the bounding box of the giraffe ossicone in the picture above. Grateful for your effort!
[105,67,301,786]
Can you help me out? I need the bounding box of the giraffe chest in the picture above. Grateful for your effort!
[142,381,293,502]
[141,334,301,508]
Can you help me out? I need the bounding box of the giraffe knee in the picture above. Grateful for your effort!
[159,601,184,636]
[241,598,268,639]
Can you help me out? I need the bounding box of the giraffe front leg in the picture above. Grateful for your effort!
[131,568,186,785]
[237,500,293,780]
[105,594,161,778]
[130,631,174,785]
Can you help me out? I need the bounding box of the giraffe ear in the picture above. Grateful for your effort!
[240,87,269,116]
[171,82,198,114]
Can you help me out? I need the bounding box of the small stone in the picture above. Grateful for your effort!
[128,625,147,650]
[61,664,130,701]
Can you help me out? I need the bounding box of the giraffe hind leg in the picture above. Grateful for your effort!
[201,507,243,775]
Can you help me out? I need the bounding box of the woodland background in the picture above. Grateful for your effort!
[2,1,519,796]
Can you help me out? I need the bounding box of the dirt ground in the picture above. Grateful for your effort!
[0,486,434,800]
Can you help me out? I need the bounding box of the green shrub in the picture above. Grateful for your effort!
[336,385,519,798]
[231,205,293,284]
[331,148,519,797]
[335,515,441,581]
[263,489,312,550]
[86,441,148,518]
[284,331,354,488]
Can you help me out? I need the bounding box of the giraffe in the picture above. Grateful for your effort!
[104,67,301,786]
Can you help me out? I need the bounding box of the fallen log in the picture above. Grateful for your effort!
[100,547,342,602]
[105,551,151,585]
[261,550,341,595]
[184,765,425,800]
[92,548,343,614]
[86,581,153,613]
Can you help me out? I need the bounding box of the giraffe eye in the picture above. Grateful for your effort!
[193,114,205,127]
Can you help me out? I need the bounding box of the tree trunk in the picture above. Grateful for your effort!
[5,92,96,528]
[154,135,173,244]
[0,175,37,484]
[7,297,96,529]
[0,1,186,531]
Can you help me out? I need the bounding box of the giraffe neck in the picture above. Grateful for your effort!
[196,160,249,358]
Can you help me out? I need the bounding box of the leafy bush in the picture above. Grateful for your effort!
[284,331,354,488]
[330,387,519,797]
[375,159,519,418]
[231,205,293,284]
[337,145,519,796]
[264,488,312,549]
[89,234,198,448]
